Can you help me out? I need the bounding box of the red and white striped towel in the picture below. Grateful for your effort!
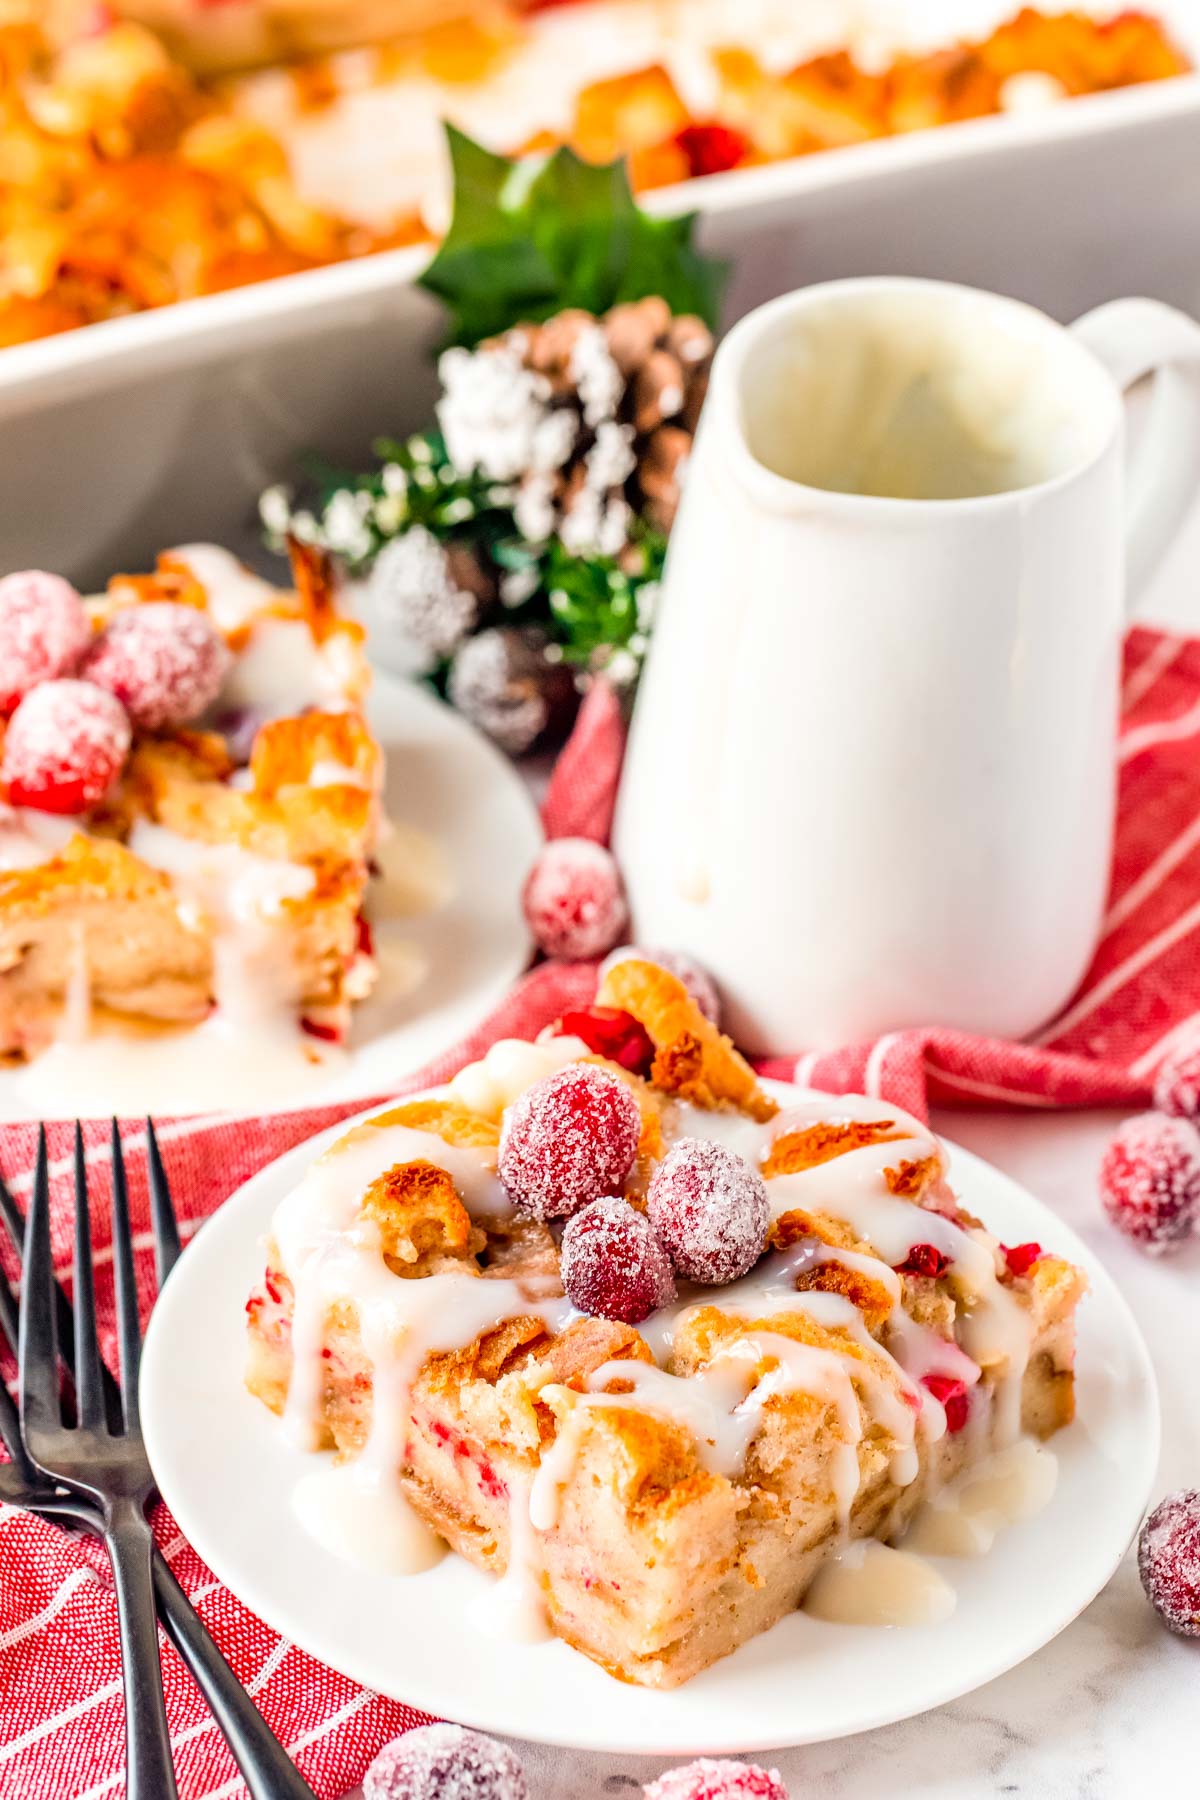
[1,622,1198,1796]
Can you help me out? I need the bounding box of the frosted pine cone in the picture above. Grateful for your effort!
[364,525,494,669]
[448,626,578,755]
[435,297,712,555]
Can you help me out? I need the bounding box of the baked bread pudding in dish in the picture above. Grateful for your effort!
[246,958,1086,1687]
[1,7,1187,344]
[0,539,380,1069]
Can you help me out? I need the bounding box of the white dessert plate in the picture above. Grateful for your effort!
[0,672,540,1121]
[140,1079,1160,1756]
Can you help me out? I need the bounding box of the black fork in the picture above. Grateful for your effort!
[5,1122,317,1800]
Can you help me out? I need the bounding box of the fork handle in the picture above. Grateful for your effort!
[106,1499,180,1800]
[152,1554,319,1800]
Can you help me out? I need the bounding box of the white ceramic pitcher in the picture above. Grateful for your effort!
[613,277,1200,1054]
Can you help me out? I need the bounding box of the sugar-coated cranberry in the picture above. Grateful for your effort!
[522,837,628,960]
[561,1195,676,1323]
[499,1063,641,1220]
[1138,1489,1200,1638]
[556,1005,655,1075]
[85,601,230,730]
[1153,1034,1200,1122]
[601,944,721,1023]
[644,1758,788,1800]
[1002,1241,1043,1278]
[646,1137,769,1284]
[0,569,91,712]
[1099,1111,1200,1254]
[2,679,131,813]
[923,1374,969,1433]
[895,1242,949,1279]
[363,1723,528,1799]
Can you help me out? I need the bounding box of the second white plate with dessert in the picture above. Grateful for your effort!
[0,671,540,1120]
[140,1080,1159,1756]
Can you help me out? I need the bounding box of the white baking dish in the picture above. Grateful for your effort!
[5,3,1200,585]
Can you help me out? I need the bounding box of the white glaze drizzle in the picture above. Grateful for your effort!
[0,805,78,871]
[168,542,358,712]
[309,758,370,788]
[168,543,279,635]
[275,1059,1048,1638]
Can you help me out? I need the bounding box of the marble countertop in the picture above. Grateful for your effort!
[350,1107,1195,1800]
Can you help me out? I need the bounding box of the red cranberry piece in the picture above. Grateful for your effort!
[1153,1033,1200,1122]
[922,1374,969,1433]
[561,1195,676,1323]
[499,1063,641,1220]
[522,836,628,960]
[895,1242,949,1279]
[2,679,131,813]
[556,1005,654,1075]
[601,944,721,1023]
[644,1759,788,1800]
[364,1723,528,1800]
[673,122,750,179]
[0,570,91,712]
[1138,1489,1200,1637]
[1002,1241,1043,1278]
[646,1137,769,1284]
[1099,1111,1200,1254]
[300,1017,342,1043]
[85,601,230,731]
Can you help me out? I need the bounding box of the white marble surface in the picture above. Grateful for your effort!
[347,1108,1196,1799]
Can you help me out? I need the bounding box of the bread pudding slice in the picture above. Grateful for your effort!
[246,964,1086,1687]
[0,541,380,1061]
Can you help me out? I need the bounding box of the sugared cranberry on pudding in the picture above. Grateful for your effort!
[85,601,230,730]
[2,679,131,813]
[498,1062,641,1219]
[646,1136,769,1283]
[560,1194,676,1323]
[0,570,90,712]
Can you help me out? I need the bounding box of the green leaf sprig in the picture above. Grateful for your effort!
[417,126,727,347]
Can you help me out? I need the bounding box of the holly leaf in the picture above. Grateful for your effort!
[419,126,727,346]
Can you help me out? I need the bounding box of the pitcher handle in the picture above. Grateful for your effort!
[1070,298,1200,606]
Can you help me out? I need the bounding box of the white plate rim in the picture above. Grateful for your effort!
[140,1080,1161,1755]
